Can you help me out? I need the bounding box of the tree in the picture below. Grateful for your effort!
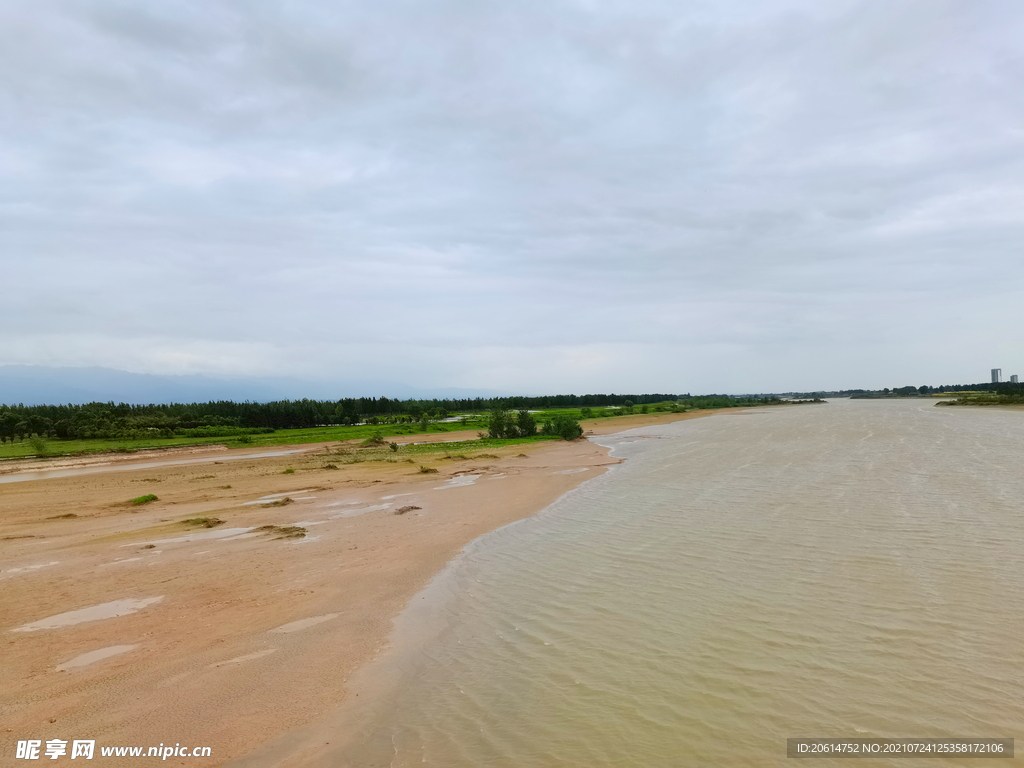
[488,408,510,439]
[0,413,15,444]
[515,410,536,437]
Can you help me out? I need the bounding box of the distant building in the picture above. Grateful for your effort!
[1012,375,1019,384]
[992,368,1002,384]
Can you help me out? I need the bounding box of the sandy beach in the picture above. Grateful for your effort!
[1,411,709,766]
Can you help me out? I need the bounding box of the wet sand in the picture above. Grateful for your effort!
[1,410,711,766]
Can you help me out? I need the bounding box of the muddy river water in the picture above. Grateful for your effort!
[329,399,1024,766]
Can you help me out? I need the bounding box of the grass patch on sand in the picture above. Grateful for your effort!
[47,513,78,519]
[180,517,225,528]
[262,497,294,507]
[418,466,438,474]
[256,524,306,539]
[131,494,159,506]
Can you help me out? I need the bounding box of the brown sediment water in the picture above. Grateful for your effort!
[319,399,1024,767]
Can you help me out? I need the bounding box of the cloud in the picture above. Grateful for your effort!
[3,0,1023,393]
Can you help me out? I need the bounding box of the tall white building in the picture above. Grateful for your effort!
[1012,375,1019,384]
[992,368,1002,383]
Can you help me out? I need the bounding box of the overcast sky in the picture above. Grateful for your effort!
[3,0,1023,394]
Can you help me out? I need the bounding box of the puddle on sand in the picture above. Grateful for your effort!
[56,645,138,671]
[210,649,276,668]
[12,597,164,632]
[269,613,340,634]
[2,561,60,577]
[381,492,414,500]
[434,474,481,490]
[100,557,143,567]
[128,527,254,547]
[328,503,392,519]
[241,490,316,506]
[553,468,590,475]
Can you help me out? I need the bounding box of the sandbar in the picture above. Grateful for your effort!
[1,410,711,764]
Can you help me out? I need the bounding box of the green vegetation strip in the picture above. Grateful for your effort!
[0,397,780,460]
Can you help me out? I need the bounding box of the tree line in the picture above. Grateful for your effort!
[848,382,1024,399]
[0,393,712,444]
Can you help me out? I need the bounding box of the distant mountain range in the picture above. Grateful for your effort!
[0,366,498,406]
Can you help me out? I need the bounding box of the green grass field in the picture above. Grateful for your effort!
[0,401,699,461]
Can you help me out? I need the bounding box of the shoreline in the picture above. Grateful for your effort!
[231,427,639,768]
[2,410,712,766]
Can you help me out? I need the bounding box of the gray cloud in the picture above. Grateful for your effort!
[3,0,1023,393]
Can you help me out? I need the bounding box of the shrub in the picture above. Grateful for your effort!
[419,466,438,474]
[283,468,295,474]
[542,414,583,441]
[131,494,159,505]
[389,442,399,452]
[489,408,537,439]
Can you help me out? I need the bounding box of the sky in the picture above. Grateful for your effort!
[3,0,1023,395]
